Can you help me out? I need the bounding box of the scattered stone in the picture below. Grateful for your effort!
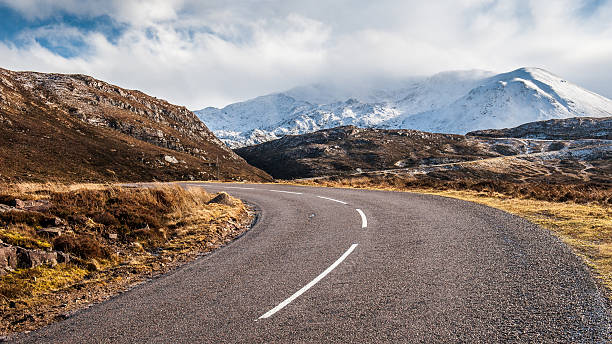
[56,252,70,264]
[37,227,63,238]
[5,199,50,211]
[42,217,66,227]
[208,192,235,206]
[164,155,179,164]
[23,199,50,212]
[0,246,18,273]
[11,199,25,209]
[131,242,144,252]
[85,259,101,272]
[106,233,118,240]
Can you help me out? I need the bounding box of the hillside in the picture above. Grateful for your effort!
[0,68,271,183]
[467,116,612,140]
[234,126,601,179]
[197,68,612,148]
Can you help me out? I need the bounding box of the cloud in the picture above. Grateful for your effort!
[0,0,611,109]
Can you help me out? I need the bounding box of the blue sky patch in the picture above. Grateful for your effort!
[0,4,126,57]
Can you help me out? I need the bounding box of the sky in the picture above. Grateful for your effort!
[0,0,611,109]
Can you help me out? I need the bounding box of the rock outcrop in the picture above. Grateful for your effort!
[467,117,612,140]
[0,245,70,275]
[208,192,235,206]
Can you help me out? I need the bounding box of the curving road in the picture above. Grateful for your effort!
[16,183,611,343]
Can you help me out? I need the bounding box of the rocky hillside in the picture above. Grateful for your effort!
[0,67,271,182]
[234,126,599,179]
[467,116,612,140]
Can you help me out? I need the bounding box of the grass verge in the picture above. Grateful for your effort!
[0,183,251,335]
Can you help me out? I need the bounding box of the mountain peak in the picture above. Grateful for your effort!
[500,67,563,83]
[195,68,612,147]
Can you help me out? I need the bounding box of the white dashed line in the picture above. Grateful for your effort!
[219,186,256,190]
[316,196,348,205]
[268,190,303,195]
[355,209,367,228]
[258,244,358,319]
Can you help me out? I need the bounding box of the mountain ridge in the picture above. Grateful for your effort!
[196,67,612,148]
[467,116,612,140]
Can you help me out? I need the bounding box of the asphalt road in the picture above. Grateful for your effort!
[16,183,611,343]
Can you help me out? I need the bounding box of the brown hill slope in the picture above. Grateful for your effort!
[0,68,271,182]
[235,125,600,179]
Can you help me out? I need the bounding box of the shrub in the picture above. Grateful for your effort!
[0,211,54,228]
[53,235,108,259]
[91,212,119,226]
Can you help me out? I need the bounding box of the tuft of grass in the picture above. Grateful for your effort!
[0,229,51,250]
[0,264,88,300]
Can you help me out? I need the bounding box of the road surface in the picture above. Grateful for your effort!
[16,183,611,343]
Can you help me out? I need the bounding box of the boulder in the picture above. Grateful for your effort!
[208,192,235,206]
[106,233,118,240]
[16,247,67,269]
[42,217,67,227]
[56,252,70,264]
[86,259,102,271]
[37,227,64,237]
[10,199,26,209]
[164,155,179,164]
[23,199,50,211]
[0,246,18,273]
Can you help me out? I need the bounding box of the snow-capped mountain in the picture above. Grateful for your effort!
[195,68,612,148]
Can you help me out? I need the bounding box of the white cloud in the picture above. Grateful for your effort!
[0,0,611,109]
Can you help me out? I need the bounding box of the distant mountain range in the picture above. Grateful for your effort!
[196,68,612,148]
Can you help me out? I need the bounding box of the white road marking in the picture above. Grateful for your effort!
[316,196,348,205]
[218,186,256,190]
[355,209,367,228]
[258,244,358,319]
[268,190,303,195]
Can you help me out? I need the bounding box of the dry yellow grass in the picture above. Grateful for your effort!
[0,182,109,198]
[0,265,89,300]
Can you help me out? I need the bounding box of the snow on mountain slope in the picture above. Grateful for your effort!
[385,68,612,134]
[195,67,612,147]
